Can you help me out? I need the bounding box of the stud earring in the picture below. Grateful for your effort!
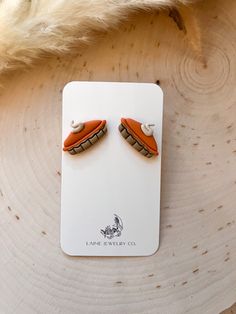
[63,120,107,155]
[118,118,158,158]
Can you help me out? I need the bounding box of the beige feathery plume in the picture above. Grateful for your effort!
[0,0,200,75]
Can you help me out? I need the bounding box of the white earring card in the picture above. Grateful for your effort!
[61,82,163,256]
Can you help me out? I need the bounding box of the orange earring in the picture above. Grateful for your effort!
[119,118,158,158]
[63,120,107,154]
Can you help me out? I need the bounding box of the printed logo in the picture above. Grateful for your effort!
[100,214,123,239]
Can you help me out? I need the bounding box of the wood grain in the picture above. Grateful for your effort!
[0,0,236,313]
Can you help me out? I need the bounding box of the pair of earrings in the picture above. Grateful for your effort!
[63,118,159,158]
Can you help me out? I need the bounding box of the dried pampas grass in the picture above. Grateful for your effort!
[0,0,199,75]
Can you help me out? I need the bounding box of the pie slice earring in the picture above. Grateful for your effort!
[63,120,107,155]
[118,118,158,158]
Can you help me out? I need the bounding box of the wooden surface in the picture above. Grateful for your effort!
[0,0,236,313]
[222,303,236,314]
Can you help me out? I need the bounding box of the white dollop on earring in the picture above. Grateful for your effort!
[71,120,84,133]
[141,123,155,136]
